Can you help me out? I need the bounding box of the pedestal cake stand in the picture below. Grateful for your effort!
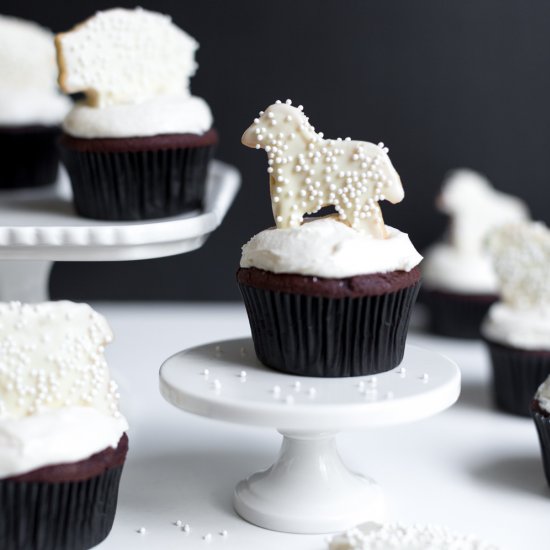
[0,161,240,300]
[159,337,461,534]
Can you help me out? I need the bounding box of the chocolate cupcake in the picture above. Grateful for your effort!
[55,8,217,220]
[422,169,529,339]
[0,301,129,550]
[482,222,550,416]
[532,376,550,487]
[0,15,71,188]
[238,100,422,377]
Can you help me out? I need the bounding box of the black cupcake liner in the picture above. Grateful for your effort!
[0,126,60,189]
[238,282,421,377]
[532,410,550,486]
[59,143,215,220]
[422,288,497,339]
[0,464,123,550]
[485,339,550,417]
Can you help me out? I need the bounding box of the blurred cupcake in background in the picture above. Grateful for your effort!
[482,222,550,416]
[422,169,529,338]
[532,375,550,486]
[0,15,71,188]
[56,7,217,220]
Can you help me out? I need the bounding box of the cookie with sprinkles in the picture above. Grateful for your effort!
[242,99,404,238]
[481,221,550,416]
[238,100,422,377]
[0,301,128,550]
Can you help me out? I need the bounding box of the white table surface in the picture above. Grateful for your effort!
[92,303,548,550]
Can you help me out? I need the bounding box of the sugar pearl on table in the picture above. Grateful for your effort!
[182,524,191,533]
[137,527,146,535]
[203,533,212,542]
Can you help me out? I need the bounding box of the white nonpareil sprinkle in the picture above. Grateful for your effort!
[220,529,228,537]
[328,522,499,550]
[241,101,404,238]
[182,524,191,533]
[203,533,212,542]
[137,527,146,535]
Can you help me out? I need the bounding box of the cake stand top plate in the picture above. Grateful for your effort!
[159,338,461,432]
[0,160,239,261]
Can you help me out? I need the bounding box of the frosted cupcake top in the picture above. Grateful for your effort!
[241,216,421,277]
[422,169,529,294]
[0,15,71,126]
[329,522,499,550]
[240,100,422,276]
[0,301,127,477]
[481,222,550,349]
[56,8,212,138]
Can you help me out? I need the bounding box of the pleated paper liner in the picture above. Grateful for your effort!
[485,339,550,417]
[422,288,497,339]
[239,282,421,377]
[0,126,60,189]
[0,464,123,550]
[532,407,550,486]
[59,139,215,220]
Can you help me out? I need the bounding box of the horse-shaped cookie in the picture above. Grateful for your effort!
[242,99,404,238]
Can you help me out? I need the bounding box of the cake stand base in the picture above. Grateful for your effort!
[234,431,385,534]
[0,260,52,301]
[159,338,461,535]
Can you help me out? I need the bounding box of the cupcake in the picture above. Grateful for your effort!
[329,521,499,549]
[422,169,528,339]
[0,301,128,550]
[237,100,422,377]
[532,376,550,486]
[55,7,217,220]
[482,222,550,416]
[0,15,71,188]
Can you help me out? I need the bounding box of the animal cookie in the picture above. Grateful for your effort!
[241,100,404,238]
[56,7,198,107]
[329,521,499,550]
[437,169,529,254]
[486,222,550,309]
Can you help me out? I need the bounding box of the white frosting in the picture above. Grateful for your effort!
[0,89,71,126]
[535,376,550,414]
[0,15,71,126]
[242,101,404,238]
[56,8,198,108]
[0,301,127,477]
[329,522,498,550]
[482,303,550,350]
[240,216,422,278]
[423,169,528,294]
[421,244,497,294]
[62,94,213,138]
[0,407,127,478]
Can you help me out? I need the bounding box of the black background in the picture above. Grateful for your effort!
[4,1,550,300]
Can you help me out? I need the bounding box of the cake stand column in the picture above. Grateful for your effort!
[0,260,52,301]
[233,430,386,534]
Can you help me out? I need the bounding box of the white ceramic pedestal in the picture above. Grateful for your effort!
[159,338,461,534]
[0,161,240,300]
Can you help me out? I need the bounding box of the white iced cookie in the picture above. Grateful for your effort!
[438,169,528,254]
[56,7,198,107]
[0,301,127,477]
[329,522,499,550]
[241,100,404,238]
[0,301,119,419]
[0,15,71,125]
[486,222,550,310]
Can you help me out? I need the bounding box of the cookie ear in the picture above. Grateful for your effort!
[486,222,550,308]
[55,8,198,107]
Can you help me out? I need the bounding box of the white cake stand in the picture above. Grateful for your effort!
[0,161,240,300]
[159,338,461,534]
